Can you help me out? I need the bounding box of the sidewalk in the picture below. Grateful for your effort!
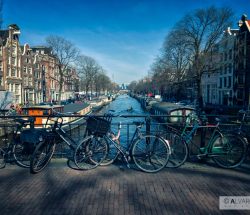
[0,159,250,215]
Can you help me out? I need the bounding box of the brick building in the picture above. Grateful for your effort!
[234,14,250,107]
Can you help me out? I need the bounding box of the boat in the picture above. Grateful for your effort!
[22,105,64,127]
[22,102,91,128]
[127,106,133,112]
[62,102,91,130]
[89,98,104,112]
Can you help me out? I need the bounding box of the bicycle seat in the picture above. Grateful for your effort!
[133,121,144,126]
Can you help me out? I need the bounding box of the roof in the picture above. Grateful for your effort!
[63,103,90,113]
[22,105,63,110]
[152,102,194,113]
[31,46,53,55]
[247,20,250,31]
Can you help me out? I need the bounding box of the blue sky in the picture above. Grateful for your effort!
[3,0,250,84]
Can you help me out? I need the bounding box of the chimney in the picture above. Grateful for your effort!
[238,20,243,27]
[241,14,247,22]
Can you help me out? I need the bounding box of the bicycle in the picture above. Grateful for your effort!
[0,114,35,168]
[230,110,250,160]
[30,111,108,174]
[96,113,171,173]
[162,112,247,168]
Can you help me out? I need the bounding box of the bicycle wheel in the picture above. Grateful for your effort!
[132,134,170,173]
[12,140,31,168]
[30,138,56,174]
[100,137,119,166]
[211,133,246,168]
[74,136,108,170]
[0,148,6,168]
[164,130,188,168]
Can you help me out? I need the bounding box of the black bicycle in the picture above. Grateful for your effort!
[0,114,35,168]
[30,111,108,173]
[95,113,171,173]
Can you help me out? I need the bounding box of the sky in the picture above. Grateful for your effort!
[3,0,250,84]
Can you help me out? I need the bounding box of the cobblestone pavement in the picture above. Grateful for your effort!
[0,159,250,215]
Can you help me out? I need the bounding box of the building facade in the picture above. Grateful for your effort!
[0,24,22,103]
[202,14,250,109]
[0,25,79,106]
[233,14,250,107]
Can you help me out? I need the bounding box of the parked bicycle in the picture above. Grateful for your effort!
[95,112,171,173]
[0,115,35,168]
[230,110,250,159]
[30,111,108,174]
[161,112,247,168]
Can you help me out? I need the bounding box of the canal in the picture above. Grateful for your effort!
[98,94,150,145]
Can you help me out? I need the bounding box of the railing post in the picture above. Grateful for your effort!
[200,112,207,148]
[146,116,151,135]
[127,124,130,146]
[146,117,151,145]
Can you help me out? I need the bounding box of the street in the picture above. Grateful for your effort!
[0,159,249,215]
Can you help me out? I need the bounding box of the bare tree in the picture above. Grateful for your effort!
[175,6,233,108]
[77,55,99,95]
[93,69,112,95]
[46,35,79,104]
[162,29,192,83]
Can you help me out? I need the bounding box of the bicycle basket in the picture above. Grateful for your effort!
[86,116,111,136]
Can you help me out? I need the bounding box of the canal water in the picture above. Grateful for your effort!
[99,94,149,145]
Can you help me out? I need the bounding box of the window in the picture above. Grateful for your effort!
[238,75,244,84]
[28,67,32,74]
[15,84,20,94]
[224,77,227,88]
[23,66,27,73]
[224,53,227,61]
[29,78,33,86]
[219,78,222,88]
[0,76,3,86]
[228,76,231,88]
[220,53,223,61]
[224,65,227,74]
[228,64,232,73]
[220,66,222,75]
[237,89,244,99]
[229,49,232,60]
[11,68,16,77]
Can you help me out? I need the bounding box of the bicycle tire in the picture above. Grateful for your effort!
[163,130,188,168]
[74,136,108,170]
[132,134,170,173]
[99,137,119,166]
[30,138,56,174]
[0,148,6,168]
[12,140,31,168]
[211,133,246,168]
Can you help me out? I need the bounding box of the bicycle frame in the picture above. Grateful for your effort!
[180,120,223,156]
[105,124,143,162]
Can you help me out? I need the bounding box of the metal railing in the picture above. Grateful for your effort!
[0,114,249,158]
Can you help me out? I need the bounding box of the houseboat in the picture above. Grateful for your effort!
[22,102,91,128]
[22,105,64,127]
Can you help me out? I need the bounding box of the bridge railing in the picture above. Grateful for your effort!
[0,114,249,158]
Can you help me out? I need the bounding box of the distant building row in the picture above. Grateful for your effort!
[201,14,250,108]
[0,24,79,105]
